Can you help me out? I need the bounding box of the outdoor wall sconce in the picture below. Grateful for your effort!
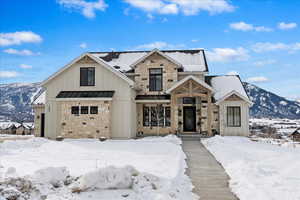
[178,109,182,116]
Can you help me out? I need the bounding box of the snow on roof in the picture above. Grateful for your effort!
[91,49,208,72]
[32,91,45,105]
[23,122,34,129]
[209,75,249,102]
[0,122,21,129]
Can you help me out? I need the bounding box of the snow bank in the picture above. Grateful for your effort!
[0,136,196,200]
[71,166,137,192]
[202,136,300,200]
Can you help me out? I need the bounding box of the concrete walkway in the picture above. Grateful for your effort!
[182,139,239,200]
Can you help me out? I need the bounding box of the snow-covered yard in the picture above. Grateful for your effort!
[202,136,300,200]
[0,136,196,200]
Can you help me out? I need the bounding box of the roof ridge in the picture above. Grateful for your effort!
[89,49,204,54]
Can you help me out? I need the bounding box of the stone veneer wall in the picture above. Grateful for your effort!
[33,105,45,137]
[135,53,178,95]
[59,100,111,138]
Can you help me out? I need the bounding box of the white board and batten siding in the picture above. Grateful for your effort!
[219,101,250,136]
[44,61,136,139]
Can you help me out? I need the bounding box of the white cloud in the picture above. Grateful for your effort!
[57,0,108,18]
[134,41,184,50]
[252,42,300,53]
[79,42,87,49]
[226,71,239,75]
[191,39,199,43]
[229,22,272,32]
[123,0,234,16]
[0,71,20,78]
[0,31,42,46]
[3,48,39,56]
[206,47,250,62]
[147,13,155,20]
[246,76,269,83]
[278,22,297,30]
[253,59,276,67]
[19,64,32,69]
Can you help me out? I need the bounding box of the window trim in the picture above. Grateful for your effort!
[149,68,163,91]
[227,106,241,127]
[80,67,95,87]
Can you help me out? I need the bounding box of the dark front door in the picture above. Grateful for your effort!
[41,113,45,137]
[183,106,196,132]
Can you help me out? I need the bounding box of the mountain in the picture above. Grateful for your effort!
[243,82,300,119]
[0,82,300,121]
[0,83,41,122]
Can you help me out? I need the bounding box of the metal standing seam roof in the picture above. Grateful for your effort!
[135,95,171,100]
[56,91,115,98]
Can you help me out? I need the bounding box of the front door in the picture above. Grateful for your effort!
[41,113,45,137]
[183,106,196,132]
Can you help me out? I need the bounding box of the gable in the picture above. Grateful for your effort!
[41,53,134,87]
[224,94,243,101]
[131,50,182,69]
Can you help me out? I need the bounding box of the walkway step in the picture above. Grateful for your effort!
[182,140,239,200]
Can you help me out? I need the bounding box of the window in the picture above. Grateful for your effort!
[143,107,150,126]
[227,106,241,127]
[81,106,89,114]
[149,68,162,91]
[165,107,171,127]
[143,106,171,127]
[80,67,95,86]
[90,106,98,114]
[71,106,79,115]
[150,107,158,126]
[183,97,196,104]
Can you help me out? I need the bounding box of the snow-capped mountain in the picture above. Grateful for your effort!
[0,83,41,122]
[0,82,300,121]
[243,82,300,119]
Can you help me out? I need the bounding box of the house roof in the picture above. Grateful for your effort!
[90,49,208,73]
[32,90,46,105]
[135,95,171,100]
[56,91,115,98]
[291,128,300,135]
[166,75,214,94]
[205,75,251,104]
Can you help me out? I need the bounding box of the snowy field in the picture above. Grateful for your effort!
[250,118,300,135]
[202,136,300,200]
[0,136,196,200]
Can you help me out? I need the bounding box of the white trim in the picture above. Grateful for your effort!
[56,98,113,101]
[166,75,214,94]
[135,100,170,103]
[215,90,253,106]
[41,53,134,87]
[130,49,183,68]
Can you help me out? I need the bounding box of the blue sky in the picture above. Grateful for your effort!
[0,0,299,99]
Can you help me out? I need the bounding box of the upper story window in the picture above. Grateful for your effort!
[227,106,241,127]
[149,68,162,91]
[80,67,95,86]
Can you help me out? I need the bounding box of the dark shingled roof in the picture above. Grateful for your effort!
[89,49,209,73]
[56,91,115,98]
[135,95,171,100]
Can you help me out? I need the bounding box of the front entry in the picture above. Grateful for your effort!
[183,106,196,132]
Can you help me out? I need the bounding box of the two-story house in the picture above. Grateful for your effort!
[32,49,252,139]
